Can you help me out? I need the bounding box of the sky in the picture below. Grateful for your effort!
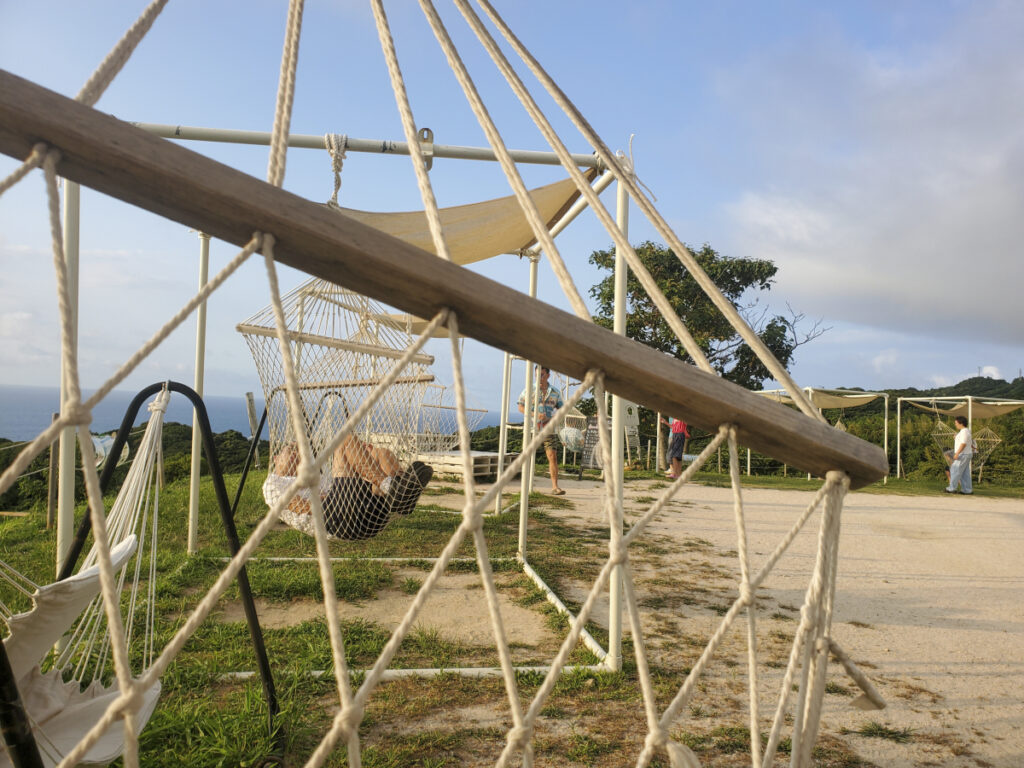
[1,0,1022,420]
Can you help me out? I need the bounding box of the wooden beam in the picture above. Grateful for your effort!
[0,69,888,488]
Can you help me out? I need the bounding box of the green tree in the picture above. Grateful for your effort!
[589,241,824,389]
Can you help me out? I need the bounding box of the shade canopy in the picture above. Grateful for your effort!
[904,398,1024,420]
[757,388,886,410]
[327,172,594,265]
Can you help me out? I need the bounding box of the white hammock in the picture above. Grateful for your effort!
[0,391,171,767]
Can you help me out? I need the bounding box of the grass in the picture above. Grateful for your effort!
[0,462,939,767]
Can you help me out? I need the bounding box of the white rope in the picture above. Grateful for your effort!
[266,0,305,188]
[454,0,713,373]
[75,0,170,107]
[472,0,821,421]
[324,133,348,206]
[728,428,763,768]
[370,0,453,263]
[417,0,591,322]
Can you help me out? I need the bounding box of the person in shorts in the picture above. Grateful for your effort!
[518,366,565,495]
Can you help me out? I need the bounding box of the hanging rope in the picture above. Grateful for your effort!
[324,133,348,207]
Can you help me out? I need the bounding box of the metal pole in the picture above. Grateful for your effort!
[46,412,58,530]
[187,232,210,555]
[133,122,603,169]
[655,412,664,472]
[518,254,540,557]
[882,394,889,484]
[495,350,512,515]
[606,176,629,673]
[896,398,903,479]
[56,180,79,579]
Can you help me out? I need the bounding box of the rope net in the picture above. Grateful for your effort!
[0,2,887,767]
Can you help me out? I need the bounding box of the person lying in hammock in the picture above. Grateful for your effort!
[264,438,433,540]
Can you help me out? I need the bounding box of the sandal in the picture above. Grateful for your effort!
[550,488,566,495]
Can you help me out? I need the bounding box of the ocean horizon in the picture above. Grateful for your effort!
[0,384,502,443]
[0,384,266,443]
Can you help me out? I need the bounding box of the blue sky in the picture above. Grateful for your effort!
[1,1,1022,418]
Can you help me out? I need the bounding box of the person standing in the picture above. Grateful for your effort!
[660,415,690,480]
[518,366,566,495]
[945,416,974,495]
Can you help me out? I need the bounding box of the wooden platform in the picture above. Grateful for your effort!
[416,451,519,481]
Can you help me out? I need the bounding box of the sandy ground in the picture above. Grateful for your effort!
[221,476,1024,766]
[543,477,1024,767]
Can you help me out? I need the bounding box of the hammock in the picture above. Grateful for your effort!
[1,391,172,767]
[240,280,449,540]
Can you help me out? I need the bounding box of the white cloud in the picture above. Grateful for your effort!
[980,365,1002,379]
[721,4,1024,348]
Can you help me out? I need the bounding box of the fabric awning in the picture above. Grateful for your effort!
[327,170,596,265]
[904,399,1024,419]
[757,389,885,410]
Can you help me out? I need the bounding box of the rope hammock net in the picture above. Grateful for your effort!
[0,1,890,766]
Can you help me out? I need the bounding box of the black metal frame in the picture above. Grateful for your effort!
[1,382,283,767]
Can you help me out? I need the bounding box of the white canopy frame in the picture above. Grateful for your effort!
[759,388,890,482]
[895,395,1024,479]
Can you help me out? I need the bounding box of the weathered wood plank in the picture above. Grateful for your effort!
[0,69,889,488]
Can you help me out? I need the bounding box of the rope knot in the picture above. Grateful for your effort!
[644,726,669,751]
[608,543,629,567]
[64,403,92,428]
[462,508,485,533]
[295,464,321,491]
[739,582,754,606]
[505,723,533,751]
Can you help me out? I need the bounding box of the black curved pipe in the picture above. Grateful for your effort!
[54,382,282,755]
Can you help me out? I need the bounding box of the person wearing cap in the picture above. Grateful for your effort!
[518,366,566,495]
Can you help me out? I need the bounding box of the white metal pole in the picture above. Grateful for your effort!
[495,350,512,515]
[56,180,80,579]
[896,398,903,479]
[518,254,540,557]
[187,232,210,555]
[883,394,889,484]
[134,122,603,169]
[607,177,629,673]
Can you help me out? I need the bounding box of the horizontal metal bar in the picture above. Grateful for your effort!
[131,122,603,169]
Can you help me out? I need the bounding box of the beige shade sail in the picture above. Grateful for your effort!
[327,170,597,266]
[905,399,1024,420]
[757,388,884,410]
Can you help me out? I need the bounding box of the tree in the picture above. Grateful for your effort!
[589,241,824,390]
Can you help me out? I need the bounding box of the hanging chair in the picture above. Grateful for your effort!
[238,279,437,540]
[558,407,588,454]
[972,426,1001,469]
[0,391,174,767]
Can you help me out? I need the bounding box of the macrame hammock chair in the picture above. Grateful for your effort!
[931,412,1001,477]
[0,393,171,767]
[239,279,472,541]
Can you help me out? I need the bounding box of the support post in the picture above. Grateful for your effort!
[495,350,512,515]
[45,413,59,530]
[896,398,903,479]
[56,179,79,579]
[882,394,889,484]
[606,176,629,673]
[518,254,540,558]
[187,232,210,556]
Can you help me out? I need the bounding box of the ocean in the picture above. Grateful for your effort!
[0,385,265,442]
[0,384,502,443]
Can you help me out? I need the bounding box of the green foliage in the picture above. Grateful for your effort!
[588,240,809,389]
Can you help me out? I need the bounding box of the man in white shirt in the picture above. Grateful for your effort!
[944,416,974,495]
